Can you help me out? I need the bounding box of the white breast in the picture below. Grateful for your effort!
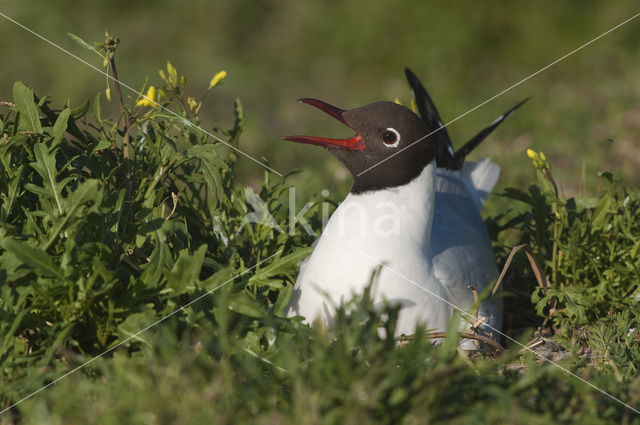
[287,162,452,336]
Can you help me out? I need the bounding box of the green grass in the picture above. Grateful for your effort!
[0,29,639,424]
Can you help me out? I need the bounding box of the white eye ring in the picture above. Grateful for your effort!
[382,127,400,147]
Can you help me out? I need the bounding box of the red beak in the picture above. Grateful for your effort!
[283,98,365,150]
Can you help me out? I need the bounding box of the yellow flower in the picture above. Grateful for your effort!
[187,96,200,114]
[526,148,550,170]
[209,70,227,89]
[410,98,418,114]
[136,86,158,108]
[167,61,177,79]
[159,61,181,88]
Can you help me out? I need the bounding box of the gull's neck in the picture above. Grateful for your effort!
[340,161,436,249]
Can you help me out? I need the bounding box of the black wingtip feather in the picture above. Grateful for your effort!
[404,67,458,169]
[453,97,531,166]
[404,68,529,170]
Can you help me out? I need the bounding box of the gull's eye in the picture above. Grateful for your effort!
[381,128,400,147]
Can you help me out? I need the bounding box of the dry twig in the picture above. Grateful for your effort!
[397,331,505,354]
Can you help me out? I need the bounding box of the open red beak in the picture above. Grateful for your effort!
[283,98,365,150]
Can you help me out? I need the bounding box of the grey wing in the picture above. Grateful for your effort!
[431,168,502,337]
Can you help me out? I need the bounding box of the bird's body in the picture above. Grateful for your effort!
[288,159,502,339]
[283,69,525,343]
[289,161,451,335]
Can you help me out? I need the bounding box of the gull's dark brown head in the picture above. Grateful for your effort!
[284,98,440,193]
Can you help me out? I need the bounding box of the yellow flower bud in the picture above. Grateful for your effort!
[167,61,177,78]
[209,70,227,89]
[136,86,157,108]
[526,148,552,171]
[187,96,200,114]
[105,86,111,101]
[161,61,180,88]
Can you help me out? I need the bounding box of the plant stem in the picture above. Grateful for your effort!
[108,52,135,240]
[109,55,129,161]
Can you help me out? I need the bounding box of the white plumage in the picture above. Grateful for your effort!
[288,158,501,341]
[282,72,525,345]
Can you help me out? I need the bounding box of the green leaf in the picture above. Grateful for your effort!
[118,310,159,345]
[13,81,43,133]
[90,138,112,155]
[28,143,65,215]
[0,164,24,221]
[165,245,207,293]
[228,293,267,318]
[184,145,228,207]
[0,309,28,357]
[591,194,611,230]
[67,33,105,58]
[200,263,234,283]
[248,247,312,287]
[70,99,90,120]
[108,188,127,236]
[631,240,640,259]
[229,98,244,146]
[501,187,533,205]
[273,284,293,317]
[574,197,600,210]
[44,179,102,250]
[140,228,173,288]
[0,239,65,280]
[93,92,103,126]
[50,108,70,147]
